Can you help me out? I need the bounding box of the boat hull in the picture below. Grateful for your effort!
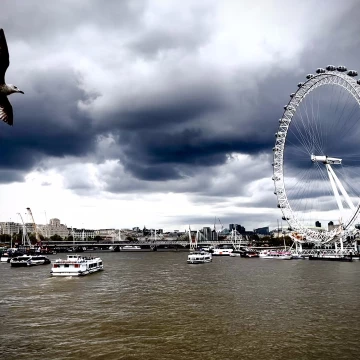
[187,251,212,264]
[309,255,353,262]
[261,255,292,260]
[51,268,104,276]
[10,262,34,267]
[187,259,212,264]
[120,246,143,251]
[51,254,104,276]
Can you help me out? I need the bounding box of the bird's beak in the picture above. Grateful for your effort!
[19,90,24,94]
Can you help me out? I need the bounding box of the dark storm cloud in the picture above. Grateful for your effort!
[0,0,145,42]
[0,0,360,200]
[111,87,226,132]
[112,83,282,181]
[0,169,24,183]
[0,67,95,174]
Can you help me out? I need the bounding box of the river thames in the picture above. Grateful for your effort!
[0,251,359,360]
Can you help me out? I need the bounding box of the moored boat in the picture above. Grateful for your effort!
[241,251,259,258]
[212,248,233,256]
[187,250,212,264]
[50,254,103,276]
[309,255,353,262]
[1,249,25,263]
[291,253,305,260]
[229,250,242,257]
[10,255,51,267]
[121,245,142,251]
[259,250,292,260]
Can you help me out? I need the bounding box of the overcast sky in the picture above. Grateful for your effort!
[1,0,360,231]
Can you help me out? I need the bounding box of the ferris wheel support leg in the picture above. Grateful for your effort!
[295,241,302,253]
[326,164,344,213]
[327,164,355,210]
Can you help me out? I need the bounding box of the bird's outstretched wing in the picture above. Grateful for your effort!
[0,96,13,126]
[0,29,10,84]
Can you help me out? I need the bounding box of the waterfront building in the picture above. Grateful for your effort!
[254,226,270,235]
[202,227,212,241]
[38,218,70,238]
[0,222,21,235]
[229,224,246,234]
[71,228,96,240]
[94,228,116,239]
[212,229,218,241]
[236,224,246,233]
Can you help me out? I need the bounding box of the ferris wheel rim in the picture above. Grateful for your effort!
[273,68,360,244]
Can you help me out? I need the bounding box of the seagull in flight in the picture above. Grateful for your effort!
[0,28,24,126]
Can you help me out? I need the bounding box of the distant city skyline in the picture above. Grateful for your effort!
[0,214,339,235]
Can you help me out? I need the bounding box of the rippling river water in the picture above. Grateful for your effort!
[0,251,359,360]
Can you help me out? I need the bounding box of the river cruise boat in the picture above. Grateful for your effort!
[259,250,292,260]
[241,250,259,258]
[229,250,242,257]
[309,254,353,262]
[1,249,25,263]
[187,250,212,264]
[121,245,142,251]
[51,254,104,276]
[10,255,51,267]
[212,248,233,256]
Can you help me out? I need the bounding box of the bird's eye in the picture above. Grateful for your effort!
[14,86,17,89]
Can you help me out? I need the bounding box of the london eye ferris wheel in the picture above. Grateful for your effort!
[273,65,360,245]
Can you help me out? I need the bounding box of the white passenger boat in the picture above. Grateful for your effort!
[10,255,51,267]
[121,245,142,251]
[212,248,233,256]
[229,250,242,257]
[50,254,104,276]
[187,251,212,264]
[1,249,24,263]
[259,250,292,260]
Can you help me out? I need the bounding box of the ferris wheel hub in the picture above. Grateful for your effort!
[311,154,342,165]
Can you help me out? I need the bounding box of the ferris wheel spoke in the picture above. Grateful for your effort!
[309,92,323,154]
[290,109,315,154]
[302,96,322,153]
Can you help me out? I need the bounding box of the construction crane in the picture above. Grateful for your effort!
[26,207,41,245]
[17,212,32,247]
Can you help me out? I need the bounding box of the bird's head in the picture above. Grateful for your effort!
[7,84,24,95]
